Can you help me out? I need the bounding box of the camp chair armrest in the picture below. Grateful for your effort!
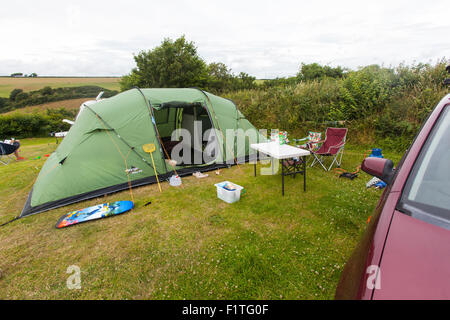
[326,142,346,153]
[329,142,345,149]
[302,141,318,150]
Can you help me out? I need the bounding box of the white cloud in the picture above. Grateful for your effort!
[0,0,448,78]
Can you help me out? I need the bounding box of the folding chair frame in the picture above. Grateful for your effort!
[0,143,16,165]
[0,154,13,165]
[310,128,347,171]
[293,132,322,166]
[310,144,345,171]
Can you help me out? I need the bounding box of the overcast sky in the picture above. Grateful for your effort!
[0,0,448,78]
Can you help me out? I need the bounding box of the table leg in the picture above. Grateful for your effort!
[254,161,256,177]
[281,159,284,196]
[303,156,306,192]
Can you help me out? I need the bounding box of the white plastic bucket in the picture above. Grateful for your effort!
[214,181,244,204]
[169,175,182,186]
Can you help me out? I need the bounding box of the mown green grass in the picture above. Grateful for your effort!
[0,138,402,299]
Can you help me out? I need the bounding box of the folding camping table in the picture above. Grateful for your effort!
[250,142,310,196]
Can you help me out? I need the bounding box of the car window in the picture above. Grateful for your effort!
[399,105,450,229]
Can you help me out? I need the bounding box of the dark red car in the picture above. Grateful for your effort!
[335,92,450,300]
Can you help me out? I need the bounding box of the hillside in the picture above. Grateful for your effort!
[0,77,121,98]
[2,98,90,115]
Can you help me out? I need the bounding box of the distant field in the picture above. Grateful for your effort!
[0,77,121,98]
[2,98,90,115]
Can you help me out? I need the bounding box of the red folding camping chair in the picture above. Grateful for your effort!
[310,128,347,171]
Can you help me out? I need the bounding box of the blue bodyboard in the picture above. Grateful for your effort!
[55,201,134,229]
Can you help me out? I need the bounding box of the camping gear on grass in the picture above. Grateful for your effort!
[143,143,162,192]
[19,88,266,219]
[334,166,360,180]
[214,181,244,203]
[369,148,383,158]
[55,200,134,229]
[250,142,310,195]
[366,176,387,189]
[365,149,386,189]
[193,171,208,178]
[366,176,382,188]
[294,131,322,152]
[338,171,358,180]
[166,159,177,167]
[169,175,182,186]
[333,147,374,180]
[270,130,289,145]
[0,141,20,165]
[310,128,347,171]
[374,180,387,189]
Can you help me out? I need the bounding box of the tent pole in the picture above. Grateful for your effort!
[83,104,154,171]
[134,87,173,175]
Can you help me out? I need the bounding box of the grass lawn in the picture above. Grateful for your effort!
[0,77,121,98]
[0,138,403,299]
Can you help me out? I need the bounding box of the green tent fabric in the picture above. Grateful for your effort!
[21,88,265,218]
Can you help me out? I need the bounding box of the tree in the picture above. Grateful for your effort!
[0,97,9,112]
[120,72,141,91]
[297,63,325,81]
[235,72,256,90]
[40,86,53,95]
[206,62,234,92]
[297,63,345,81]
[15,92,29,102]
[120,36,208,90]
[9,88,23,101]
[323,65,344,79]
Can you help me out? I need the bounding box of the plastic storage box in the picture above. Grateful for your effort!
[214,181,244,204]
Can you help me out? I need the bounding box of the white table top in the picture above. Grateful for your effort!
[250,142,310,159]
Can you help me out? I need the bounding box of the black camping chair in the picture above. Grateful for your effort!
[0,142,19,165]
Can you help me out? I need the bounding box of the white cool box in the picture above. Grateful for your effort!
[214,181,244,204]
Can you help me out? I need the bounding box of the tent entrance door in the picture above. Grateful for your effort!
[153,104,218,167]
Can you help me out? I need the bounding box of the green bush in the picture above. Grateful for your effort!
[297,63,345,81]
[260,77,298,89]
[0,114,49,138]
[2,56,448,151]
[0,108,76,138]
[40,86,53,95]
[9,88,23,102]
[0,98,9,113]
[225,60,449,151]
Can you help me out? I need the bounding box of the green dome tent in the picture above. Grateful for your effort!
[20,88,265,218]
